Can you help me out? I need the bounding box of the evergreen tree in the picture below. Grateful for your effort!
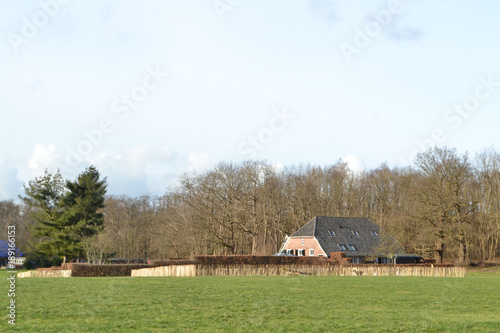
[19,170,66,258]
[61,166,107,261]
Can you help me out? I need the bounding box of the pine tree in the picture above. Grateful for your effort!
[60,166,107,261]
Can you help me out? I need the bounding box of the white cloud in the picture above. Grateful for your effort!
[27,143,60,177]
[307,0,339,23]
[9,143,219,199]
[342,154,364,173]
[90,146,218,196]
[0,161,23,201]
[187,153,217,173]
[271,161,284,173]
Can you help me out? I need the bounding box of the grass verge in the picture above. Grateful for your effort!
[1,269,499,332]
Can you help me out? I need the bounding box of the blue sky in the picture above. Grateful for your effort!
[1,0,500,199]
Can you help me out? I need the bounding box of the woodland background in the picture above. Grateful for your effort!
[2,146,499,264]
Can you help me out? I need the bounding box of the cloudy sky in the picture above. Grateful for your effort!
[1,0,500,200]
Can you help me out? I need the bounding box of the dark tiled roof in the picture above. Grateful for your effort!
[0,240,23,258]
[290,216,406,257]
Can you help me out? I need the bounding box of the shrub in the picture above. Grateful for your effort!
[22,254,63,269]
[23,259,37,270]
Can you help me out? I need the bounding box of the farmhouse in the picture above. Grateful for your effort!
[279,216,406,263]
[0,240,24,267]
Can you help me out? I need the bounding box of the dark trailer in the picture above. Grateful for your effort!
[393,255,424,264]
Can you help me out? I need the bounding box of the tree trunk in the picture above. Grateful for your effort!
[251,236,257,255]
[458,241,466,264]
[458,230,467,264]
[435,238,444,264]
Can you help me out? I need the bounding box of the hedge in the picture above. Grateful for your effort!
[60,259,198,277]
[149,258,196,266]
[62,263,157,277]
[190,255,336,266]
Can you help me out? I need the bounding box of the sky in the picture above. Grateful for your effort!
[1,0,500,200]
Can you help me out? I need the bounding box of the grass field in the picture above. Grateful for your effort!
[2,268,500,332]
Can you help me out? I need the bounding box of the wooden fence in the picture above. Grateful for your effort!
[18,270,72,278]
[131,264,466,278]
[132,265,196,277]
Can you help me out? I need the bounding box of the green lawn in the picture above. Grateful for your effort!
[2,268,500,332]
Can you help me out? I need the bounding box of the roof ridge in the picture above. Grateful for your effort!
[315,216,369,220]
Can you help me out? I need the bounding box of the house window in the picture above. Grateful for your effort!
[352,231,360,237]
[286,249,294,255]
[309,249,314,256]
[298,249,305,256]
[348,244,357,251]
[338,244,347,251]
[380,257,390,264]
[301,239,305,246]
[370,230,379,237]
[328,230,336,237]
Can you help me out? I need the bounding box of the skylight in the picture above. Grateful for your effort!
[328,229,336,237]
[352,230,360,237]
[370,230,379,237]
[348,244,357,251]
[338,244,347,251]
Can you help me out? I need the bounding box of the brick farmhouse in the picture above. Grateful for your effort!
[279,216,407,264]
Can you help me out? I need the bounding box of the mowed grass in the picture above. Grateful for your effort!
[2,269,500,332]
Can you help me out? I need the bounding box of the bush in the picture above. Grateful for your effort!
[23,259,37,270]
[22,254,63,269]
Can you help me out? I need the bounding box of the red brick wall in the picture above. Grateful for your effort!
[283,237,327,257]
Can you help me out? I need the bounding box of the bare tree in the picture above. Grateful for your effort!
[413,147,474,263]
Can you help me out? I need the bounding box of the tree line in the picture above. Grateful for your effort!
[2,146,499,264]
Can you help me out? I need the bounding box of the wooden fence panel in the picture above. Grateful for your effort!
[131,264,466,278]
[18,264,466,278]
[18,270,72,278]
[131,265,196,277]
